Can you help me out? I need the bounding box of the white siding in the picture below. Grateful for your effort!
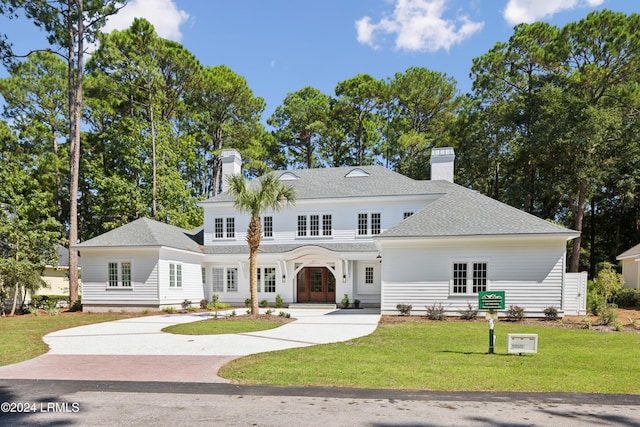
[80,247,204,310]
[157,247,205,306]
[380,237,569,317]
[80,248,160,308]
[202,196,435,247]
[621,258,640,289]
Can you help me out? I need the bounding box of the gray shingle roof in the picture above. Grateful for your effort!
[74,217,203,253]
[379,181,577,238]
[617,243,640,260]
[201,165,451,203]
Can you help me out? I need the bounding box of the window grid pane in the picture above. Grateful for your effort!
[365,266,374,284]
[108,262,118,287]
[264,267,276,292]
[453,263,467,293]
[121,262,131,287]
[169,264,175,287]
[297,215,307,236]
[227,268,238,292]
[214,218,223,238]
[226,217,235,238]
[212,268,224,292]
[404,212,414,219]
[358,213,368,235]
[257,268,261,292]
[371,213,381,235]
[323,215,332,236]
[263,216,273,237]
[310,215,319,236]
[473,263,487,293]
[176,264,182,287]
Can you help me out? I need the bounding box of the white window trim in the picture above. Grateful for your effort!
[449,260,490,296]
[296,213,333,239]
[211,266,240,293]
[169,261,183,288]
[213,216,236,240]
[106,260,133,289]
[357,212,382,236]
[257,266,277,293]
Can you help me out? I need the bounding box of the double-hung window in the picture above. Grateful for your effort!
[169,262,182,288]
[226,268,238,292]
[452,262,488,295]
[297,214,332,237]
[322,215,332,236]
[107,261,132,287]
[213,217,235,239]
[357,213,381,235]
[262,216,273,238]
[258,267,276,293]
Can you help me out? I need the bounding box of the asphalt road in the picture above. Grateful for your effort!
[1,379,639,426]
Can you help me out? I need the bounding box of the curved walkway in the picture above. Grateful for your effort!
[0,308,381,383]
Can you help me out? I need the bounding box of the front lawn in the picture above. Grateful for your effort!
[220,321,640,393]
[162,314,293,335]
[0,313,133,366]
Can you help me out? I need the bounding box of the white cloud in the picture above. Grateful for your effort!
[355,0,484,52]
[503,0,605,26]
[102,0,190,41]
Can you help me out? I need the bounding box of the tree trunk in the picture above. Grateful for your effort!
[570,178,587,272]
[68,0,84,307]
[248,216,262,315]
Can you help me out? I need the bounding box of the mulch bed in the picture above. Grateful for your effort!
[379,308,640,333]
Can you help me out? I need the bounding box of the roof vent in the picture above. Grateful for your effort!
[345,168,369,178]
[279,172,300,181]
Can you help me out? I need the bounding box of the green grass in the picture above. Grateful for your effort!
[0,313,132,366]
[162,317,286,335]
[220,321,640,393]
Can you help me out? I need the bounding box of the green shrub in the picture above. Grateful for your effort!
[230,310,237,317]
[265,309,274,315]
[275,294,283,308]
[31,295,69,309]
[588,289,606,316]
[458,303,478,320]
[142,308,150,315]
[425,302,446,320]
[543,306,559,321]
[615,288,640,309]
[599,305,617,326]
[341,294,349,308]
[181,299,192,310]
[396,303,412,316]
[28,306,40,316]
[278,311,291,318]
[354,299,361,309]
[200,299,209,309]
[505,305,525,322]
[260,299,268,308]
[244,298,251,308]
[163,306,176,314]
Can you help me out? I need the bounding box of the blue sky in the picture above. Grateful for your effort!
[2,0,639,120]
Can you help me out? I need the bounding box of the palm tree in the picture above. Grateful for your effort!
[226,174,296,315]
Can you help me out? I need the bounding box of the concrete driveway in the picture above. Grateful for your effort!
[0,308,381,383]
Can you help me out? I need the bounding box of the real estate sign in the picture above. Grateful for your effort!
[478,291,505,310]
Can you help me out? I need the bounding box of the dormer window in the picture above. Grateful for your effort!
[345,168,369,178]
[214,217,235,239]
[279,172,300,181]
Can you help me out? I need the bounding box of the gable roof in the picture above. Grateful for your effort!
[617,243,640,260]
[74,217,202,253]
[378,181,577,238]
[201,165,451,203]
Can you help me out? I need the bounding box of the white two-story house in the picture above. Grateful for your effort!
[75,148,586,317]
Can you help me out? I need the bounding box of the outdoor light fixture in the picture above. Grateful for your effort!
[342,274,347,283]
[282,275,286,282]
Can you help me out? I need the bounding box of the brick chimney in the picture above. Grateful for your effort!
[430,147,455,182]
[221,149,242,193]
